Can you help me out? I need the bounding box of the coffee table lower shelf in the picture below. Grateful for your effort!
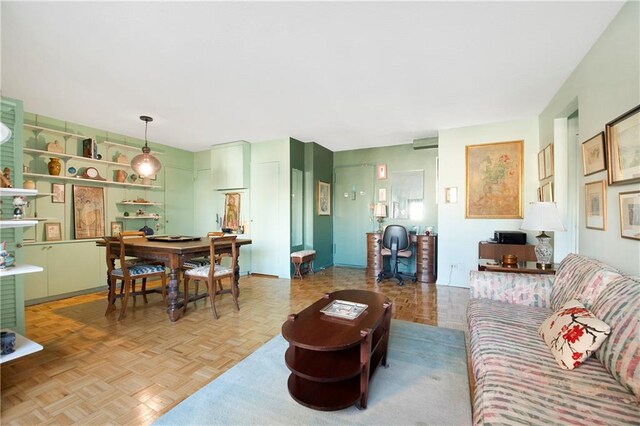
[287,374,361,411]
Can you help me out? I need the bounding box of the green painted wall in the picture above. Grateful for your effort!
[304,142,334,270]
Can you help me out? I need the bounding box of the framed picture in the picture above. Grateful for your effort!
[51,183,65,203]
[444,187,457,204]
[542,182,553,202]
[72,185,105,239]
[465,140,523,218]
[544,143,554,179]
[223,192,241,230]
[581,132,606,176]
[110,221,123,237]
[44,222,62,241]
[585,180,606,230]
[537,149,545,180]
[606,105,640,185]
[537,187,543,202]
[378,188,387,202]
[317,180,331,216]
[377,164,387,180]
[619,191,640,240]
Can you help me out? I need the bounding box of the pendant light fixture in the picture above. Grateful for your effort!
[131,115,162,177]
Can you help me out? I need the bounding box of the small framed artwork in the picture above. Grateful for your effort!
[543,143,554,179]
[110,221,123,237]
[619,191,640,240]
[72,185,105,239]
[537,149,545,180]
[223,192,241,230]
[606,105,640,185]
[317,180,331,216]
[542,182,553,202]
[377,164,387,180]
[378,188,387,202]
[51,183,65,203]
[444,187,458,204]
[581,132,606,176]
[45,222,62,241]
[585,180,606,230]
[537,187,543,202]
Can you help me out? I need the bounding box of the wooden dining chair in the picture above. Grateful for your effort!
[182,231,225,306]
[105,231,168,320]
[183,235,238,319]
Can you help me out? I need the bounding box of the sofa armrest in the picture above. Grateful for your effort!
[469,270,554,308]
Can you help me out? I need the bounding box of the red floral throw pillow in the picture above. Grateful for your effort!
[538,299,611,370]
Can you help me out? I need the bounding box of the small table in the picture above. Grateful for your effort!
[281,290,392,411]
[478,259,557,275]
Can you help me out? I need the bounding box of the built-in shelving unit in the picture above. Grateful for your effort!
[117,201,162,206]
[0,219,38,229]
[103,140,164,155]
[0,329,44,364]
[117,215,161,220]
[0,264,44,277]
[0,188,38,197]
[23,172,161,189]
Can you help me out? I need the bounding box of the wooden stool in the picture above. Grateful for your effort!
[291,250,316,279]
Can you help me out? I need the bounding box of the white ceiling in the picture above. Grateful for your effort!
[1,1,625,152]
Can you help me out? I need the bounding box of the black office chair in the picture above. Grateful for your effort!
[376,225,416,286]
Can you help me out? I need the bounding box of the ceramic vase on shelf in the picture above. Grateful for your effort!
[48,157,62,176]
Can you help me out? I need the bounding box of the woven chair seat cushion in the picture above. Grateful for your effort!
[112,264,166,277]
[183,257,211,269]
[185,264,233,278]
[381,248,412,258]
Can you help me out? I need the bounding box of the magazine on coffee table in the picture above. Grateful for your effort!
[320,300,368,320]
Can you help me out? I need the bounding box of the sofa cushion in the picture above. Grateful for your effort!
[550,253,621,310]
[539,299,610,370]
[473,371,640,425]
[590,275,640,399]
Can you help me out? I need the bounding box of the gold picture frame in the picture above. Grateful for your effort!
[544,143,554,179]
[581,132,606,176]
[223,192,241,230]
[44,222,62,241]
[317,180,331,216]
[72,185,105,239]
[606,105,640,185]
[51,183,65,203]
[542,182,553,202]
[110,221,123,237]
[537,149,545,180]
[465,140,523,218]
[585,180,606,230]
[619,190,640,240]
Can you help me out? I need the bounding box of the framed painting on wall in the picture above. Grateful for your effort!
[110,221,123,237]
[581,132,606,176]
[585,180,606,230]
[72,185,105,239]
[465,140,523,218]
[606,105,640,185]
[223,192,241,230]
[317,181,331,215]
[378,188,387,202]
[542,182,553,202]
[377,164,387,180]
[44,222,62,241]
[537,149,546,180]
[619,191,640,240]
[51,183,65,203]
[543,143,554,179]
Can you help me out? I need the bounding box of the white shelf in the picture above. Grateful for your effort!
[0,188,38,197]
[24,124,87,140]
[0,220,38,229]
[23,172,162,189]
[21,217,56,222]
[117,215,161,220]
[0,264,44,277]
[104,140,164,155]
[117,201,162,206]
[24,148,122,166]
[0,329,43,364]
[24,238,102,246]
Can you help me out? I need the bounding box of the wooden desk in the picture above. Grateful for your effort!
[478,241,536,262]
[366,233,437,283]
[478,259,556,275]
[101,237,251,322]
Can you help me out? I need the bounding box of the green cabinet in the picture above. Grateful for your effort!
[24,242,105,303]
[210,141,250,190]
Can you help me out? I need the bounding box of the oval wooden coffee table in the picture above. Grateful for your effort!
[281,289,392,411]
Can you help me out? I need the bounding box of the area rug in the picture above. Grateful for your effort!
[155,320,471,425]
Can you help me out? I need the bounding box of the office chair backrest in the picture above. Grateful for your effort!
[382,225,410,251]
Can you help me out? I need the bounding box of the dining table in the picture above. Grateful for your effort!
[100,237,252,322]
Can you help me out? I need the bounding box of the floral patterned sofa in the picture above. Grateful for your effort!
[467,253,640,425]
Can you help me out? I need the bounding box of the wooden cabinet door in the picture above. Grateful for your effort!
[48,242,100,295]
[23,245,48,301]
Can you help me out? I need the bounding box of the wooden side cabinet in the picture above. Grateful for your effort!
[365,232,383,277]
[416,235,437,283]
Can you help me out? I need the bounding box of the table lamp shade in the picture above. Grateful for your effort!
[520,202,565,269]
[374,203,387,218]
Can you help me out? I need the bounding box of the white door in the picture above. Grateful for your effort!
[251,161,280,275]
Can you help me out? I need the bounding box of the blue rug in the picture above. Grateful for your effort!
[155,320,471,425]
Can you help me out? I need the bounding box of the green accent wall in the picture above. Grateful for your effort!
[305,142,334,270]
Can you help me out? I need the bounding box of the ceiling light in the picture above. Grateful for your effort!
[131,115,162,177]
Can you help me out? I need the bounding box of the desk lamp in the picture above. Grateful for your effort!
[520,202,565,269]
[374,203,387,232]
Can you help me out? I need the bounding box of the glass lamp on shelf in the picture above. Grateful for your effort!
[520,202,566,269]
[374,203,387,232]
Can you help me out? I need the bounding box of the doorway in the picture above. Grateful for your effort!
[251,161,280,275]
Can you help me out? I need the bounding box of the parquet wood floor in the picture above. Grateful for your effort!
[1,267,470,425]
